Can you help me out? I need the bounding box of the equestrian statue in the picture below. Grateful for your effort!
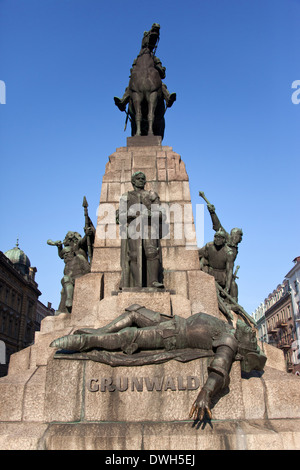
[114,23,176,139]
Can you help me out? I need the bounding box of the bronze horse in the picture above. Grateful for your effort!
[129,23,164,137]
[114,24,175,139]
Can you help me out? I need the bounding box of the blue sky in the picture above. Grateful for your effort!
[0,0,299,315]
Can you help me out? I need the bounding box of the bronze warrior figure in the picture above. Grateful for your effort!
[118,171,166,289]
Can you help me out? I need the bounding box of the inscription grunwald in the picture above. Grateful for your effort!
[87,375,200,393]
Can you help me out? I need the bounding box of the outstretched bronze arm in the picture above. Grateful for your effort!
[189,341,237,421]
[47,239,63,258]
[199,191,226,234]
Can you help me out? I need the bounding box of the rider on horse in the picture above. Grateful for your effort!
[114,24,176,126]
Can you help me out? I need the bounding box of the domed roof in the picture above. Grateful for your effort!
[4,240,31,275]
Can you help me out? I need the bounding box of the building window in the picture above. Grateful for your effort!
[14,318,19,338]
[11,291,15,309]
[17,297,21,313]
[8,317,12,336]
[1,315,6,333]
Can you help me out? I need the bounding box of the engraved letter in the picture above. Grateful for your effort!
[177,376,186,391]
[144,376,164,391]
[87,379,99,392]
[115,377,128,392]
[164,377,176,391]
[187,376,200,390]
[131,377,143,391]
[101,377,116,392]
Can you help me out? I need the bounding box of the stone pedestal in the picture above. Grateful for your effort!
[92,139,203,316]
[0,138,300,450]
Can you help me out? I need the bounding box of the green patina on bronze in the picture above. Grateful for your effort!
[47,197,95,314]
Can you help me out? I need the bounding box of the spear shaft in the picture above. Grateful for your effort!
[82,196,92,262]
[215,282,257,327]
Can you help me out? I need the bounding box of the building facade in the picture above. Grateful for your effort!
[0,243,54,376]
[253,257,300,375]
[265,280,297,373]
[285,256,300,374]
[253,301,267,344]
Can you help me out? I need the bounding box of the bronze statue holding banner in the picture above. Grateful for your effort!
[47,197,95,313]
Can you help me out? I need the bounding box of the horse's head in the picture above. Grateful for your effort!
[142,23,160,52]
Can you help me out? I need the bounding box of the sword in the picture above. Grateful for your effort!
[233,265,240,280]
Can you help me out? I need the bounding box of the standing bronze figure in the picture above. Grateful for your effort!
[118,172,167,288]
[199,191,243,300]
[114,23,176,139]
[199,191,255,326]
[47,197,95,313]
